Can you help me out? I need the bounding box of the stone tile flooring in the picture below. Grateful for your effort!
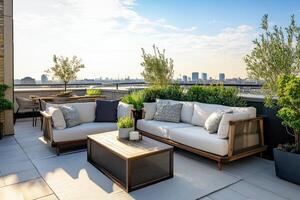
[0,120,299,200]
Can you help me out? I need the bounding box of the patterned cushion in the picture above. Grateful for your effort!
[154,103,183,123]
[59,105,81,128]
[204,109,233,133]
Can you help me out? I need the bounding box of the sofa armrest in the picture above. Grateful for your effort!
[40,111,54,143]
[228,117,265,157]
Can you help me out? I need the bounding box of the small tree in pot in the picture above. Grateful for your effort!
[46,55,85,96]
[0,84,13,139]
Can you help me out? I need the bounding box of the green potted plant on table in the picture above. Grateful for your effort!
[273,75,300,184]
[0,84,13,139]
[46,55,85,97]
[117,117,134,139]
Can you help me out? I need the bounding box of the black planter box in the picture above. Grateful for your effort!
[273,148,300,185]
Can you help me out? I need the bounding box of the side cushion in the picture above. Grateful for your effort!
[117,102,133,119]
[168,126,229,156]
[46,106,66,130]
[143,102,157,120]
[217,112,250,139]
[46,102,96,123]
[191,102,229,127]
[137,119,192,138]
[52,122,117,142]
[230,107,256,118]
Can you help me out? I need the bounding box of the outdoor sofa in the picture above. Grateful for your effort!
[41,101,133,155]
[136,99,267,169]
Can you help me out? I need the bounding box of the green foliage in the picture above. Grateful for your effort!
[117,117,133,128]
[122,90,145,111]
[185,85,246,107]
[143,85,184,102]
[86,88,101,96]
[0,84,13,112]
[277,75,300,151]
[245,14,300,107]
[46,55,85,91]
[141,45,174,86]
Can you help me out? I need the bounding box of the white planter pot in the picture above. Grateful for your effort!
[118,127,134,139]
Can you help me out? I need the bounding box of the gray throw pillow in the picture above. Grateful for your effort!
[154,103,183,123]
[204,109,233,133]
[59,105,81,128]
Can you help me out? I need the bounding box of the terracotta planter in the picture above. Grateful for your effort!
[118,127,134,139]
[273,148,300,185]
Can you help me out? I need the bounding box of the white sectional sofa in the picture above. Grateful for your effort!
[41,101,132,154]
[137,99,267,169]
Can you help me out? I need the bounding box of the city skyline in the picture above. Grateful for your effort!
[14,0,300,80]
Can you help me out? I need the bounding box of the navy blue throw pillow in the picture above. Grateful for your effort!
[95,100,119,122]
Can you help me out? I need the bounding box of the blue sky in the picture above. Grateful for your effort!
[134,0,300,35]
[14,0,300,80]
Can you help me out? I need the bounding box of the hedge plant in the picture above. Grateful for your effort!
[185,85,246,107]
[143,85,184,102]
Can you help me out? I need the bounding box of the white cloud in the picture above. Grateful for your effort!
[14,0,256,80]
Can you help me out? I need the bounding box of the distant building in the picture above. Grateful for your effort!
[21,77,36,84]
[201,73,207,81]
[182,75,188,82]
[192,72,199,81]
[41,74,48,83]
[219,73,225,82]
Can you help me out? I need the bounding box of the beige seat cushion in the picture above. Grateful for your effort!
[168,126,229,156]
[52,122,117,142]
[136,119,192,139]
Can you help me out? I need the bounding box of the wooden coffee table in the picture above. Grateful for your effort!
[87,131,174,192]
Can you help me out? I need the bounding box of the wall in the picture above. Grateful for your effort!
[0,0,14,136]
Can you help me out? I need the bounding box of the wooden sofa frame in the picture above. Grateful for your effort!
[40,111,87,155]
[137,110,267,170]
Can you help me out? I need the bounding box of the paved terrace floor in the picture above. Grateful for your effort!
[0,120,299,200]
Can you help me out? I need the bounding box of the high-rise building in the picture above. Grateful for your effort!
[192,72,199,81]
[41,74,48,83]
[201,73,207,81]
[182,75,188,82]
[219,73,225,82]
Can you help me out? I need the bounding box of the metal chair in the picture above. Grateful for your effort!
[15,97,40,126]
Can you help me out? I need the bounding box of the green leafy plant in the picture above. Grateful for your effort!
[141,45,174,86]
[117,117,133,128]
[184,85,246,107]
[143,85,184,102]
[0,84,13,113]
[245,14,300,107]
[86,88,101,96]
[46,55,85,91]
[276,75,300,153]
[122,90,145,111]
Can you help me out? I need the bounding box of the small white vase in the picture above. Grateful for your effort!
[118,127,134,139]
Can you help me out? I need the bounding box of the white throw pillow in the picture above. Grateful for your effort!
[117,102,133,119]
[217,112,250,139]
[46,106,66,130]
[191,102,229,127]
[205,109,233,133]
[230,107,256,118]
[143,102,157,120]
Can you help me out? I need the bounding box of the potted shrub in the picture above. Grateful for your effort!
[117,117,134,139]
[0,84,13,139]
[46,55,85,97]
[122,90,145,121]
[274,75,300,184]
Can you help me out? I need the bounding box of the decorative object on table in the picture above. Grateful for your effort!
[46,54,85,92]
[117,116,134,139]
[273,75,300,185]
[0,84,13,139]
[129,131,141,141]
